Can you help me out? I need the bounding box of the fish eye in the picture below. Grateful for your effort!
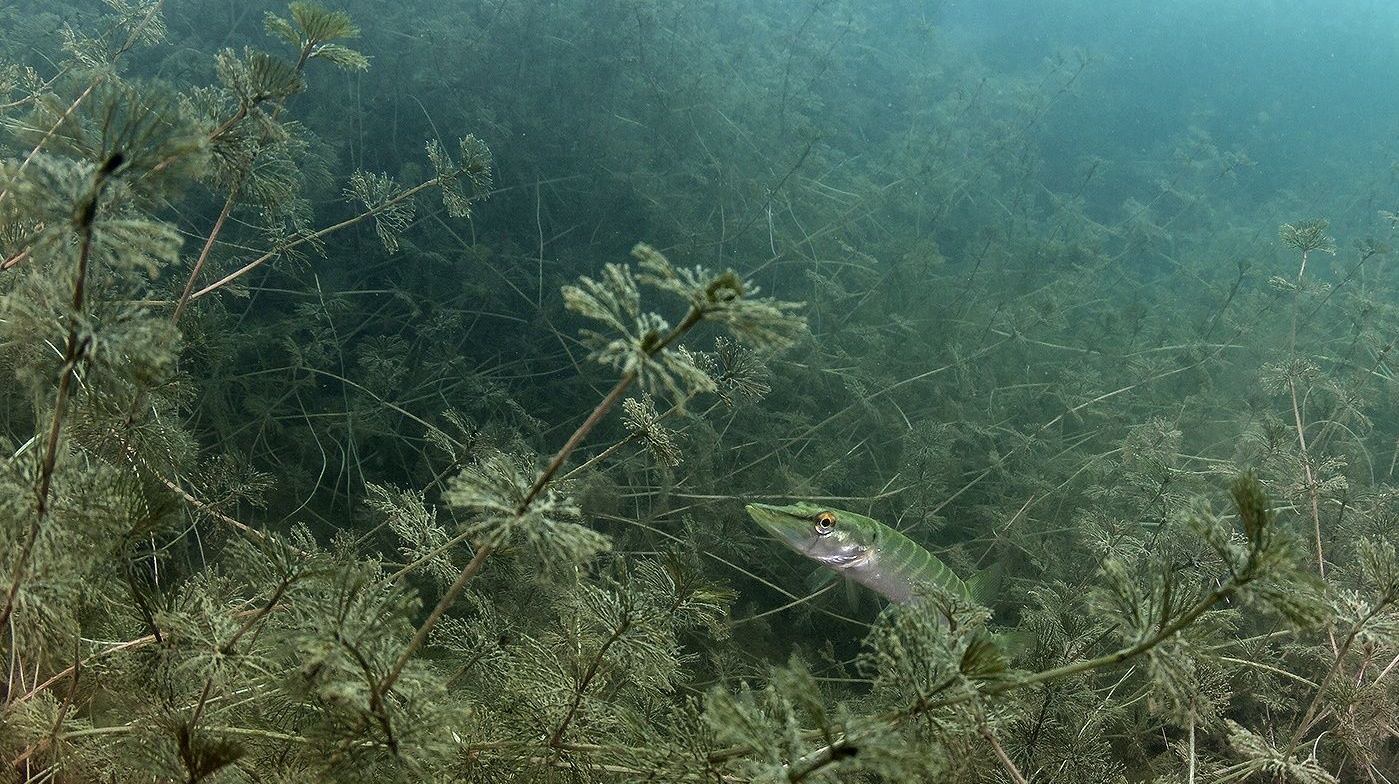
[814,510,837,535]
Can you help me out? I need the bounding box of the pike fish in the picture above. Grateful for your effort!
[745,502,993,605]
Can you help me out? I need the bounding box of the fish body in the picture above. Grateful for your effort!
[745,502,977,605]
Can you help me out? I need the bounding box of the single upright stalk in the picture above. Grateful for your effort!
[0,1,164,209]
[171,185,238,323]
[982,725,1030,784]
[1288,246,1325,577]
[549,614,630,747]
[1289,378,1324,578]
[377,305,706,697]
[521,307,703,511]
[185,180,437,303]
[169,26,343,323]
[1,155,119,635]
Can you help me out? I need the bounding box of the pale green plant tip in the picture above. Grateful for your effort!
[443,452,610,567]
[427,136,493,219]
[631,241,808,351]
[621,393,684,467]
[345,170,414,253]
[1279,218,1336,255]
[216,49,306,106]
[266,2,369,71]
[564,243,804,402]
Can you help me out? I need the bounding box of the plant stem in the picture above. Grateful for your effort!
[982,725,1030,784]
[1187,700,1197,784]
[378,541,493,697]
[380,305,707,692]
[172,185,238,323]
[1289,377,1325,578]
[521,373,638,512]
[187,180,437,301]
[549,614,631,747]
[1284,598,1392,757]
[0,161,110,633]
[1287,245,1326,577]
[0,0,163,207]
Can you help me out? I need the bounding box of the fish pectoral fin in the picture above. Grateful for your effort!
[803,568,871,610]
[805,566,837,594]
[844,574,867,611]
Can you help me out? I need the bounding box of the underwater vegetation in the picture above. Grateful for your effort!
[3,0,1399,781]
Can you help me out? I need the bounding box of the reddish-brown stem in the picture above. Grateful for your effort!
[14,634,156,704]
[521,373,637,512]
[174,27,354,312]
[208,105,249,142]
[0,0,164,209]
[2,249,31,271]
[1,179,103,632]
[172,186,238,323]
[187,180,436,302]
[549,614,631,747]
[982,725,1030,784]
[522,307,703,510]
[379,304,708,694]
[0,81,102,211]
[378,542,493,697]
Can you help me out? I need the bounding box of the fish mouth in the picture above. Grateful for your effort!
[744,503,782,533]
[817,552,863,567]
[745,503,803,544]
[743,503,778,522]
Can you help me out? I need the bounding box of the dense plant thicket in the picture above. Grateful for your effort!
[4,1,1399,782]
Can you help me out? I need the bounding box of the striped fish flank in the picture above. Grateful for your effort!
[745,502,978,605]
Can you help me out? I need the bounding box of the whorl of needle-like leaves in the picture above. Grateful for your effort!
[215,48,305,109]
[12,80,207,207]
[0,81,203,406]
[622,394,683,467]
[1278,218,1336,255]
[859,600,1002,710]
[366,483,458,587]
[699,337,773,407]
[1225,720,1340,784]
[427,135,494,219]
[345,170,414,253]
[1230,469,1273,553]
[562,243,805,400]
[264,1,369,71]
[58,0,167,68]
[631,243,807,350]
[563,260,704,397]
[444,452,610,567]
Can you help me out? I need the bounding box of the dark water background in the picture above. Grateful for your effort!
[6,0,1394,637]
[79,0,1392,612]
[5,0,1399,776]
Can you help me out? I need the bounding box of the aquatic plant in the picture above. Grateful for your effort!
[4,0,1399,781]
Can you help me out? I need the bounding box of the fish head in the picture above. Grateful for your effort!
[745,502,871,570]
